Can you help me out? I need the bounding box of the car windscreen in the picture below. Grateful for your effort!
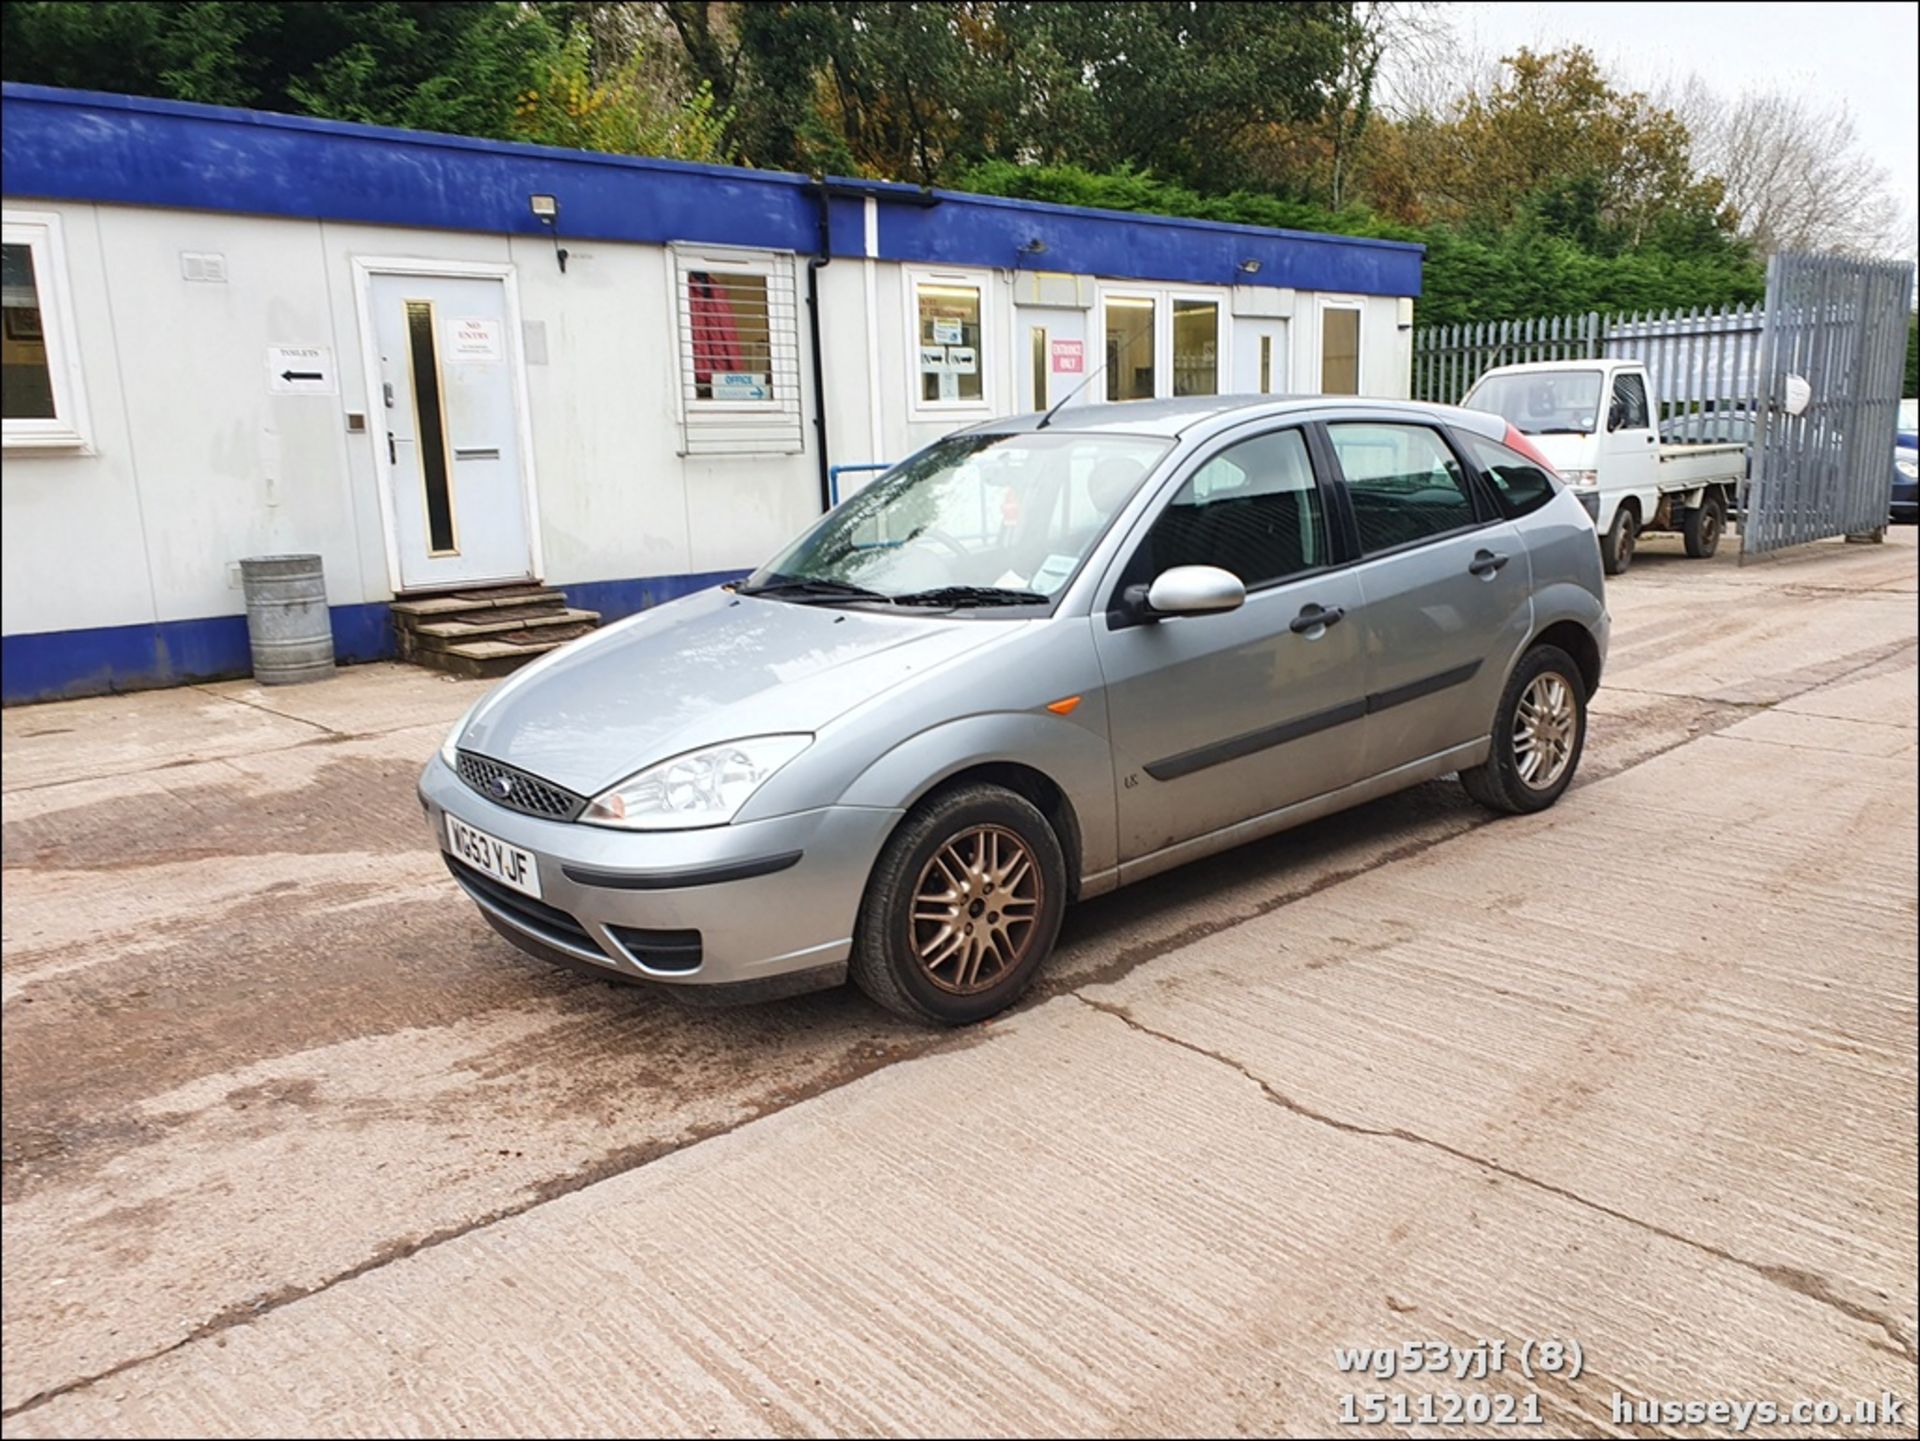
[747,431,1173,605]
[1464,371,1603,436]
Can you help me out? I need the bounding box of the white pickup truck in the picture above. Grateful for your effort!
[1462,358,1746,574]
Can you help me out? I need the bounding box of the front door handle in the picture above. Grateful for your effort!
[1290,603,1345,634]
[1469,550,1510,577]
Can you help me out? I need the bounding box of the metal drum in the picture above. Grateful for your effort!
[239,554,335,685]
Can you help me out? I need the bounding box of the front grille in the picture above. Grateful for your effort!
[456,750,587,822]
[606,924,704,973]
[446,854,604,956]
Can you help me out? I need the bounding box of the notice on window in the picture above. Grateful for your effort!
[448,318,504,363]
[712,372,772,401]
[919,346,952,374]
[1050,339,1085,374]
[948,346,978,375]
[931,318,964,346]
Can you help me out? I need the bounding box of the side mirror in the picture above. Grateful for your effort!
[1129,564,1246,620]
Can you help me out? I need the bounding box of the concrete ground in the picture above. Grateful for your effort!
[2,530,1916,1437]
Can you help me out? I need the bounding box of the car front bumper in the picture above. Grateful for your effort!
[419,756,902,992]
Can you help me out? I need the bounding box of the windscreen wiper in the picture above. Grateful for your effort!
[735,577,891,604]
[888,585,1050,608]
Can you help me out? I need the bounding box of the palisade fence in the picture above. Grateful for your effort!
[1413,304,1766,417]
[1415,259,1913,557]
[1746,253,1914,556]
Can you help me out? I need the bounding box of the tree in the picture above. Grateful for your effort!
[1673,81,1907,259]
[509,21,731,162]
[2,1,566,140]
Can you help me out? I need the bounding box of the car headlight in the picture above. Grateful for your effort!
[1898,458,1918,478]
[439,701,480,770]
[1560,469,1598,487]
[582,735,812,830]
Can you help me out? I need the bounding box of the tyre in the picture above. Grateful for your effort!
[1459,644,1589,816]
[1683,491,1725,559]
[851,783,1067,1025]
[1601,503,1637,575]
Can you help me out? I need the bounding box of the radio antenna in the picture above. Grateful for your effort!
[1036,361,1108,429]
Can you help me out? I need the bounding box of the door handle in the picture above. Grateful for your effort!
[387,431,397,464]
[1289,603,1345,634]
[1469,550,1510,577]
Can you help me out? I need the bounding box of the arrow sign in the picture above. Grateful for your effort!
[267,345,336,394]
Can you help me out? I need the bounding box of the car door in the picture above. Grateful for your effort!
[1322,419,1533,779]
[1093,424,1369,862]
[1603,369,1659,506]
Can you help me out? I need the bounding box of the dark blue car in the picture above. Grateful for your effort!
[1896,400,1918,524]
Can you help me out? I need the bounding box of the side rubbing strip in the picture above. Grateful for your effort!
[1141,660,1484,783]
[1367,660,1482,715]
[1144,698,1368,782]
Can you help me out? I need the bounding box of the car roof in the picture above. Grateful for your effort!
[965,393,1507,442]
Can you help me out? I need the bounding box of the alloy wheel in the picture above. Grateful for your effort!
[1514,672,1577,789]
[909,825,1044,995]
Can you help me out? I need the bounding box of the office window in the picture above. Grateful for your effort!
[671,243,802,455]
[1320,303,1361,396]
[913,275,986,406]
[2,211,88,448]
[1106,294,1156,401]
[1329,423,1476,553]
[1172,298,1219,396]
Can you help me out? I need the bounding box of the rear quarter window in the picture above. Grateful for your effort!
[1459,432,1558,519]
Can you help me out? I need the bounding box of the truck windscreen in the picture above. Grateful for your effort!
[1463,371,1603,436]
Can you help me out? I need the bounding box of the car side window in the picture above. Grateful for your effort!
[1612,373,1650,431]
[1327,423,1477,554]
[1129,428,1326,590]
[1459,432,1557,519]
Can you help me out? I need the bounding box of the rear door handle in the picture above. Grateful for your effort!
[1289,603,1345,634]
[1469,550,1510,577]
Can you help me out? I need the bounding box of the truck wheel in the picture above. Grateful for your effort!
[1683,492,1725,558]
[851,783,1066,1026]
[1601,504,1637,575]
[1460,644,1588,816]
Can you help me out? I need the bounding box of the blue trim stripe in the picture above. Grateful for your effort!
[0,83,1421,298]
[0,571,747,704]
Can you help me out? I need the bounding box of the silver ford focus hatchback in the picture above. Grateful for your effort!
[422,396,1608,1024]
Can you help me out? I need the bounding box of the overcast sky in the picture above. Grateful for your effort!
[1418,1,1919,252]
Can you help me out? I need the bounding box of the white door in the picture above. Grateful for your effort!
[369,272,533,589]
[1015,306,1089,414]
[1232,319,1288,395]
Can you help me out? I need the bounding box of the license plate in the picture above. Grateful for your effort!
[446,813,543,900]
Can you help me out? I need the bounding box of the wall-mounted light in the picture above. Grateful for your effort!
[1237,257,1263,276]
[1018,237,1048,257]
[530,194,568,274]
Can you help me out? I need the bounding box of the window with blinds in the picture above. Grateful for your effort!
[670,243,803,456]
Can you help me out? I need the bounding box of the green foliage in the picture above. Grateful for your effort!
[1907,316,1918,401]
[509,23,732,163]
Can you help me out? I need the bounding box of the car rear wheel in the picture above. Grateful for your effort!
[1459,644,1588,815]
[1601,504,1637,575]
[1684,492,1725,558]
[851,783,1066,1025]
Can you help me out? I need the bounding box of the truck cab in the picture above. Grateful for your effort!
[1463,359,1745,574]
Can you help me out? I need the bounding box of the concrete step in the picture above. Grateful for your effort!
[411,607,600,643]
[390,588,567,619]
[410,625,597,678]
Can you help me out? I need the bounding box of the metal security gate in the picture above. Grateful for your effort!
[1743,254,1914,557]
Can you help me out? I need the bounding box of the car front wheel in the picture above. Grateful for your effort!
[851,783,1066,1025]
[1460,644,1589,815]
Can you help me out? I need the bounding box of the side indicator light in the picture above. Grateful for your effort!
[1046,696,1082,715]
